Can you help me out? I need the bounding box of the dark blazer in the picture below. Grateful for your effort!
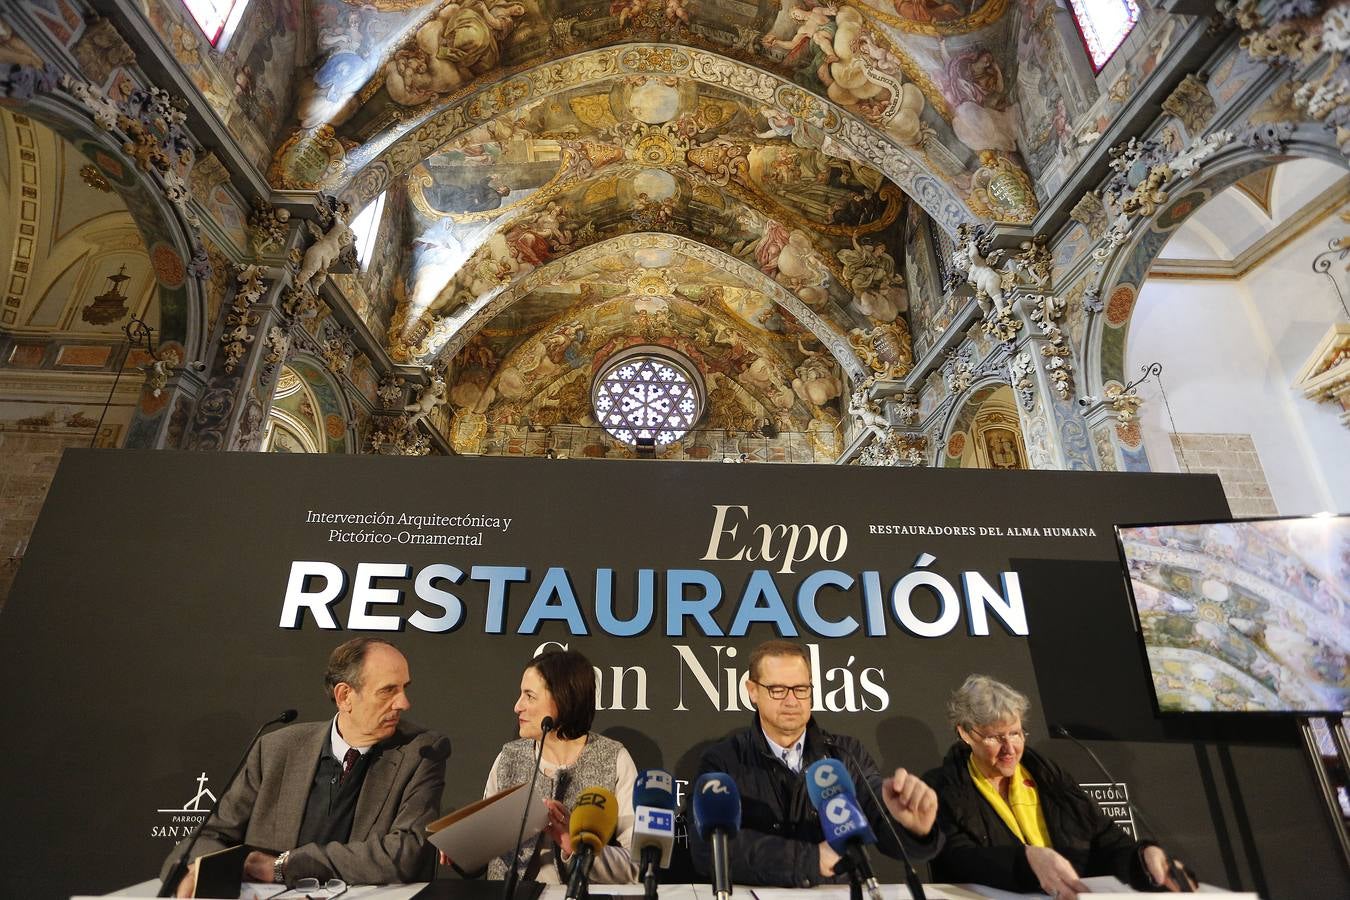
[160,719,449,887]
[923,741,1155,892]
[687,714,941,888]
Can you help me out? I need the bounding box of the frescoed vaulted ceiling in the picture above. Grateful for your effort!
[145,0,1054,455]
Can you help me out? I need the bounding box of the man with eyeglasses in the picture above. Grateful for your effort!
[160,638,450,897]
[687,640,941,887]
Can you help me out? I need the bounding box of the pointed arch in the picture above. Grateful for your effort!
[423,232,869,381]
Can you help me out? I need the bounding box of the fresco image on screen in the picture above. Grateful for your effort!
[1117,516,1350,714]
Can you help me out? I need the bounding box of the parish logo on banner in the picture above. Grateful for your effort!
[151,771,216,840]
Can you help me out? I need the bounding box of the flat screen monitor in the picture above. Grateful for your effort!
[1115,514,1349,715]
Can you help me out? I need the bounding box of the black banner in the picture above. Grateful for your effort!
[1,450,1343,899]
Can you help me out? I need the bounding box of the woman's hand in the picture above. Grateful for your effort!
[1025,845,1089,899]
[545,798,573,857]
[1143,844,1197,892]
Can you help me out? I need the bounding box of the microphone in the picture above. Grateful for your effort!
[691,772,741,900]
[159,708,298,897]
[633,769,676,900]
[502,715,555,900]
[565,786,619,900]
[1052,725,1193,892]
[823,734,928,900]
[805,759,883,900]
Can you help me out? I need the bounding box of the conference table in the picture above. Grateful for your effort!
[85,880,1256,898]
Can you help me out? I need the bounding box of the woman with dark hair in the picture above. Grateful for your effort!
[485,649,638,884]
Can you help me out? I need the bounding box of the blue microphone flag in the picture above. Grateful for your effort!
[635,768,676,809]
[804,757,856,808]
[816,791,877,854]
[692,772,741,840]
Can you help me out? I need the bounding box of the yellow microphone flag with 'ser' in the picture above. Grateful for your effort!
[569,787,619,854]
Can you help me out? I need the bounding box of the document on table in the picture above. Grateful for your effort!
[425,781,548,872]
[750,878,1258,899]
[750,886,1005,900]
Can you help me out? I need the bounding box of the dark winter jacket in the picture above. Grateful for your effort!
[923,741,1158,892]
[687,714,941,888]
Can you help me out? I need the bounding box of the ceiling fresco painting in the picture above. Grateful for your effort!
[445,263,847,442]
[268,0,1037,222]
[135,0,1067,456]
[379,75,920,375]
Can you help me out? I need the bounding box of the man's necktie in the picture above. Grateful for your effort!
[341,748,360,783]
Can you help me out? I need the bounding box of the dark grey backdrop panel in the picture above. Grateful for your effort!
[0,450,1343,899]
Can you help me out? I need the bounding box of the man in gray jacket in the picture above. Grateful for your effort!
[161,638,449,895]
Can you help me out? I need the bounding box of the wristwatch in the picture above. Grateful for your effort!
[273,850,291,884]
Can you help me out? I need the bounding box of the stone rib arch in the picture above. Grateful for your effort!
[934,374,1012,466]
[1081,127,1349,400]
[337,45,978,233]
[396,152,879,341]
[7,90,209,361]
[278,355,357,454]
[427,232,869,382]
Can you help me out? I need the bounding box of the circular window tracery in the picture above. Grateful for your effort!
[592,349,704,446]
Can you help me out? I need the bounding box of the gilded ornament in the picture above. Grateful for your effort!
[1104,382,1143,424]
[981,308,1021,346]
[72,18,136,88]
[1161,74,1216,137]
[80,163,112,193]
[1069,192,1108,238]
[967,152,1038,224]
[269,126,348,191]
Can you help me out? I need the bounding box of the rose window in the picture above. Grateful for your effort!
[593,352,703,446]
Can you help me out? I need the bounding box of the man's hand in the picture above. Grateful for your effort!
[818,840,841,878]
[1026,845,1089,899]
[174,859,198,898]
[1143,844,1197,892]
[243,850,278,884]
[880,768,938,837]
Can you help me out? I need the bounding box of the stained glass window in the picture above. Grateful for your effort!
[1068,0,1140,72]
[183,0,249,46]
[593,354,702,446]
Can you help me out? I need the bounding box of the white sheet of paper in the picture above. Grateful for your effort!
[426,781,549,872]
[750,886,992,900]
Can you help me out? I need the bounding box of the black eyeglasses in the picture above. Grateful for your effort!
[275,877,348,899]
[754,681,812,700]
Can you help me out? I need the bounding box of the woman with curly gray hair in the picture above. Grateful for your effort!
[922,675,1193,898]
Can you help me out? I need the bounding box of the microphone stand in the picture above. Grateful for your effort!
[158,709,297,897]
[709,830,732,900]
[832,854,864,900]
[640,845,660,900]
[1052,725,1193,892]
[825,736,928,900]
[565,842,597,900]
[503,717,555,900]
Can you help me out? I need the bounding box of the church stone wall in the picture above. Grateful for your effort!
[0,428,89,610]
